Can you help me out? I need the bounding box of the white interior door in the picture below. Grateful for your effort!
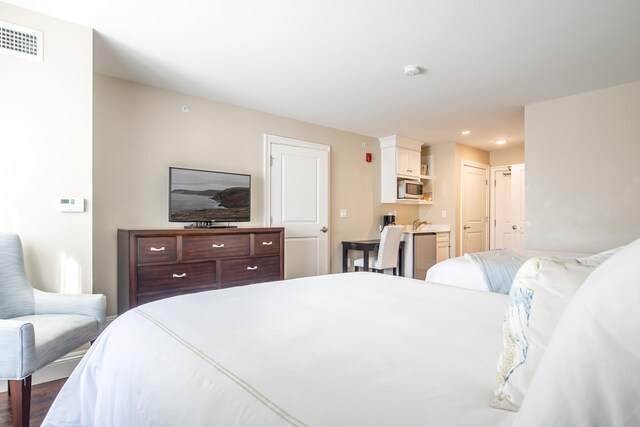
[460,161,489,255]
[492,167,514,249]
[266,135,329,279]
[490,164,525,252]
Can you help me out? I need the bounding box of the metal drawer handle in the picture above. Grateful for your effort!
[246,266,258,271]
[211,243,225,248]
[172,273,187,278]
[150,247,165,252]
[262,241,273,245]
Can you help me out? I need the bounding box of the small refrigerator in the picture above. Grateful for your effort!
[413,233,437,280]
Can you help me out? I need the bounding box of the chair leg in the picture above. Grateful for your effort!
[355,266,359,272]
[9,376,31,427]
[393,267,397,276]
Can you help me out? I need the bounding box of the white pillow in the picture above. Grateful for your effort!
[514,238,640,426]
[492,250,618,411]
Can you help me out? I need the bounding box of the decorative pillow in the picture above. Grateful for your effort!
[513,238,640,426]
[491,249,619,411]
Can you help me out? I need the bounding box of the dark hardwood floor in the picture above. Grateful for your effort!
[0,379,66,427]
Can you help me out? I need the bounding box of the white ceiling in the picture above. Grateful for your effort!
[5,0,640,150]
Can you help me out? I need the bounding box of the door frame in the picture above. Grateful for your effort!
[459,159,489,255]
[489,165,511,250]
[264,134,331,275]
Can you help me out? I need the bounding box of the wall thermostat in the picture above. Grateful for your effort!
[58,197,85,212]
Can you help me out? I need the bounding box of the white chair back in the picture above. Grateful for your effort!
[376,225,404,270]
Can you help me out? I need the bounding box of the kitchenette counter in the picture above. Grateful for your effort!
[402,224,451,234]
[400,225,451,280]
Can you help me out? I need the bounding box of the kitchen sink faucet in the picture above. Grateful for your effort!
[412,219,432,230]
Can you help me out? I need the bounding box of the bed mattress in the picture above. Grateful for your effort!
[43,272,514,427]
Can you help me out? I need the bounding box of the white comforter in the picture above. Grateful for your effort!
[43,273,514,427]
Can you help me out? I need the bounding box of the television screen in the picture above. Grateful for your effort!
[169,167,251,223]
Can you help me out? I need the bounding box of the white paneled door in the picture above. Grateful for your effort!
[266,135,329,279]
[491,164,525,252]
[460,160,489,255]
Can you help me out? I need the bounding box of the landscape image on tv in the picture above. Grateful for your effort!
[169,167,250,222]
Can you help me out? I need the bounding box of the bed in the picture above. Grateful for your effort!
[425,249,593,293]
[43,238,640,427]
[43,272,516,427]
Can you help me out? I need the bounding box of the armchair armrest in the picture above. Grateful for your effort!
[0,320,36,379]
[33,289,107,332]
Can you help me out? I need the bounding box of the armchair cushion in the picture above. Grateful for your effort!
[0,233,35,318]
[0,314,98,380]
[34,289,107,333]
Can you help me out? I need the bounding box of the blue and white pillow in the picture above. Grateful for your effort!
[492,249,619,411]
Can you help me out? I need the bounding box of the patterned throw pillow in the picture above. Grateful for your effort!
[491,250,618,411]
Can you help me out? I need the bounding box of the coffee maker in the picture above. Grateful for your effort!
[383,214,396,228]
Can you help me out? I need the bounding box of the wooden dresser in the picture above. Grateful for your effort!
[117,227,284,314]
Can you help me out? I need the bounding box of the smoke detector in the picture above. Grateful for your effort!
[403,65,422,77]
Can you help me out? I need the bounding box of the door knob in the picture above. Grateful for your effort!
[512,225,518,230]
[463,225,471,230]
[320,226,328,233]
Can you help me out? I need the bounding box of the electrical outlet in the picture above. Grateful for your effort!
[340,209,347,218]
[441,210,447,219]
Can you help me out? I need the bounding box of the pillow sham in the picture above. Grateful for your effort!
[513,238,640,426]
[491,249,618,411]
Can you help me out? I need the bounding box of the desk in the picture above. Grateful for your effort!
[341,239,404,276]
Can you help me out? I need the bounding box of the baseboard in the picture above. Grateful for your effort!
[1,315,117,393]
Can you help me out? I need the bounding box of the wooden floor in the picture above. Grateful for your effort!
[0,379,66,427]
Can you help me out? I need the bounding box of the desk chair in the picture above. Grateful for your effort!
[0,233,106,427]
[354,225,404,275]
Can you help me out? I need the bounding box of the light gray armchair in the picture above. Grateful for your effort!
[0,233,106,427]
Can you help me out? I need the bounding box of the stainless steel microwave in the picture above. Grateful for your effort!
[398,179,423,199]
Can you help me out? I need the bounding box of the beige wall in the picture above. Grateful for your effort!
[490,147,524,166]
[0,3,93,294]
[93,75,386,314]
[525,80,640,253]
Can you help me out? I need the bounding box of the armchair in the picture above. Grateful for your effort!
[0,233,106,427]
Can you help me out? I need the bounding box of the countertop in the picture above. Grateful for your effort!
[401,224,451,234]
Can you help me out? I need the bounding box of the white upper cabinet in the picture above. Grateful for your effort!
[379,135,432,204]
[395,147,421,178]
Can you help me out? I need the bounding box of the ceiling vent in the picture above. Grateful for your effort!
[0,20,43,62]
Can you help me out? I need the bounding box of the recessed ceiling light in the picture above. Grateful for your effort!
[403,65,422,77]
[461,130,470,135]
[495,139,507,145]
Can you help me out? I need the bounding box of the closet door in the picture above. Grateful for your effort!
[491,164,525,252]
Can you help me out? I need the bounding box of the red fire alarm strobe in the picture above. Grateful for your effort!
[365,153,372,163]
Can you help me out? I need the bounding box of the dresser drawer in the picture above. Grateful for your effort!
[436,233,449,243]
[136,287,212,307]
[182,234,250,260]
[137,237,177,264]
[137,262,216,293]
[253,233,281,256]
[220,256,281,286]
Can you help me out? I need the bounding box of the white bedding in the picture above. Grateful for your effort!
[43,273,514,427]
[426,249,594,293]
[426,256,489,292]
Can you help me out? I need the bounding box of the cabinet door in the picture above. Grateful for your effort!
[396,148,420,177]
[436,243,450,263]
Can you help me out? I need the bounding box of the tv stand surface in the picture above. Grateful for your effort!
[185,224,238,229]
[117,227,284,314]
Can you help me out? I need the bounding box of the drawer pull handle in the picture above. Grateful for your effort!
[262,241,273,245]
[211,243,225,248]
[150,247,165,252]
[172,273,187,278]
[246,266,258,271]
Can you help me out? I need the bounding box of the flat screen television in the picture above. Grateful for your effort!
[169,167,251,224]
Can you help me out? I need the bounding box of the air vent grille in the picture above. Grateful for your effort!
[0,20,43,62]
